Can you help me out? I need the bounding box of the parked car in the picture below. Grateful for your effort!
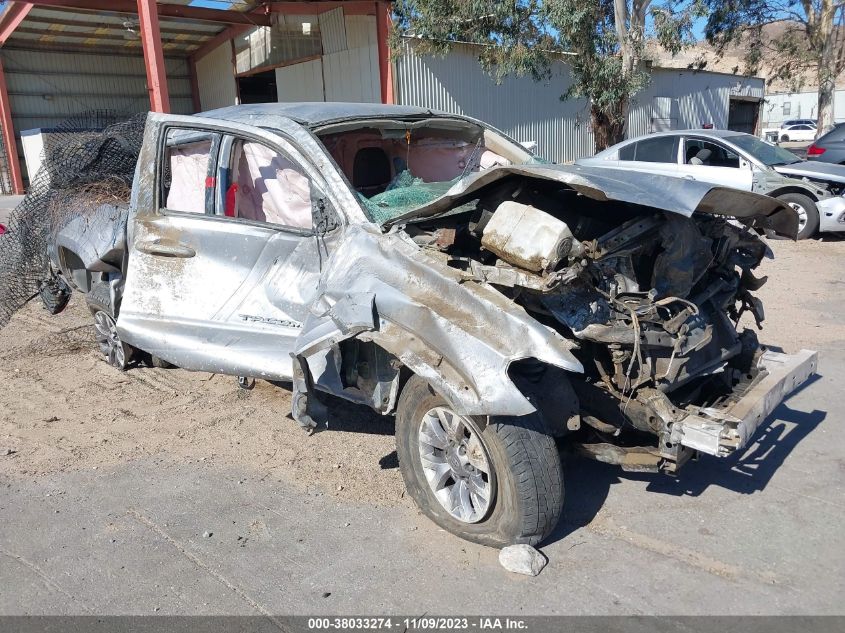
[0,223,6,235]
[778,123,817,143]
[577,129,845,238]
[807,123,845,164]
[782,119,817,128]
[43,104,816,547]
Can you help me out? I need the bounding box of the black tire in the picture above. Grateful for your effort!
[85,281,114,316]
[86,281,134,370]
[777,192,819,240]
[395,375,563,547]
[780,134,790,142]
[39,276,72,315]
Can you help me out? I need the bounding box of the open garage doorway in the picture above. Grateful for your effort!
[237,71,278,104]
[728,97,761,135]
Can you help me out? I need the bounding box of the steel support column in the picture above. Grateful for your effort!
[0,57,24,194]
[375,1,394,104]
[136,0,170,113]
[0,2,34,45]
[188,57,202,113]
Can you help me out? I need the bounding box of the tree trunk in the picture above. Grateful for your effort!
[817,30,837,132]
[591,102,627,152]
[810,0,837,132]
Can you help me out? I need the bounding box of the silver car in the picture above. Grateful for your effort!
[47,104,816,547]
[578,129,845,238]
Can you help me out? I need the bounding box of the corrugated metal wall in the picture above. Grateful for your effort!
[234,21,322,75]
[272,14,380,105]
[395,42,765,162]
[196,42,238,112]
[627,68,765,137]
[395,42,593,162]
[319,7,347,55]
[276,58,324,101]
[1,47,193,182]
[761,90,845,127]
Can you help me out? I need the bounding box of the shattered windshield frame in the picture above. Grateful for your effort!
[308,116,549,226]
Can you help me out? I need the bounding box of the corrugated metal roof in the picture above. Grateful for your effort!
[1,1,268,56]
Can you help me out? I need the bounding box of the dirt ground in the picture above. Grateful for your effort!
[1,236,843,502]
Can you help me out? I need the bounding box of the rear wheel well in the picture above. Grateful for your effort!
[58,247,94,293]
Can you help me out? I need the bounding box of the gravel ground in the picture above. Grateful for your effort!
[0,236,843,615]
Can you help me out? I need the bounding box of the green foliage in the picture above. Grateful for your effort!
[703,0,844,93]
[391,0,557,82]
[544,0,647,126]
[653,0,708,55]
[392,0,707,148]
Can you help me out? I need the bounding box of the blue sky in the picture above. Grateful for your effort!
[190,1,238,8]
[187,1,711,41]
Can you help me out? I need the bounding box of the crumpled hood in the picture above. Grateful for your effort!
[773,160,845,183]
[297,224,583,417]
[388,163,798,238]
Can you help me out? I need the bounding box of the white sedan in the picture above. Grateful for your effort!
[778,123,817,142]
[576,129,845,238]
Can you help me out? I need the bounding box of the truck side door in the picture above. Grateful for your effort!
[117,114,343,380]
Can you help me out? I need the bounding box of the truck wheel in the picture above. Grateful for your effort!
[777,193,819,239]
[395,375,563,547]
[87,282,133,370]
[93,310,132,370]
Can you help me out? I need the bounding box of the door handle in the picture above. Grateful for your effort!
[137,239,196,258]
[683,175,696,180]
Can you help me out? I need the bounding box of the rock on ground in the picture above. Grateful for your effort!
[499,544,547,576]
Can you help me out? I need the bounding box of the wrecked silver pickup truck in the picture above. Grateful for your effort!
[47,104,817,547]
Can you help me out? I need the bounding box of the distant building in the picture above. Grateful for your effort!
[647,20,845,128]
[0,0,766,193]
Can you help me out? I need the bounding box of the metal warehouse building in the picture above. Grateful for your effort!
[395,42,764,163]
[0,0,764,193]
[762,89,845,128]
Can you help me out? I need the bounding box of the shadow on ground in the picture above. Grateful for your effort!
[546,374,826,546]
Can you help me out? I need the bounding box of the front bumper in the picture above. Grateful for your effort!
[670,349,818,457]
[818,197,845,233]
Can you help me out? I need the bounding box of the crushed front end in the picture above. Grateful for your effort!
[366,168,818,473]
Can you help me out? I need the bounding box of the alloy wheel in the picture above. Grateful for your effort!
[417,407,494,523]
[788,201,808,233]
[93,311,130,370]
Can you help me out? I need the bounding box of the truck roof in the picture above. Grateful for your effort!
[201,102,439,128]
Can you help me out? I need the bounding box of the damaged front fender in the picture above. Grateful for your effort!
[295,224,583,417]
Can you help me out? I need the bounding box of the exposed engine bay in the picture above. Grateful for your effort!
[395,177,791,471]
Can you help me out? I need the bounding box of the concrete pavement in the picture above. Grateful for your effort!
[0,195,24,225]
[1,345,842,615]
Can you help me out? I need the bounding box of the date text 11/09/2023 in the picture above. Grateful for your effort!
[307,617,529,630]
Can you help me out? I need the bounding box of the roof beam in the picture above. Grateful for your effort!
[267,2,379,15]
[22,12,223,37]
[0,2,34,45]
[190,23,251,63]
[12,26,211,45]
[24,1,272,26]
